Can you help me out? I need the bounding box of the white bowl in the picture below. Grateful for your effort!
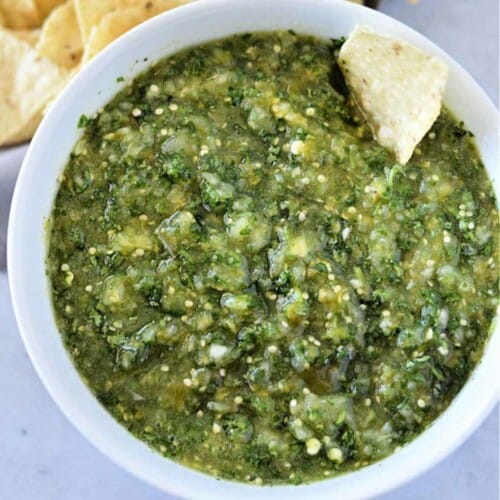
[8,0,499,498]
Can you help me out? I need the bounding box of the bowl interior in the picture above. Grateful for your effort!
[8,0,499,499]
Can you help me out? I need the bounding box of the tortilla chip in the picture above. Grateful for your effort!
[74,0,139,43]
[81,1,191,64]
[37,0,83,68]
[339,25,448,165]
[0,28,67,146]
[13,29,41,46]
[81,7,141,64]
[35,0,66,19]
[0,9,5,26]
[75,0,191,43]
[0,0,41,29]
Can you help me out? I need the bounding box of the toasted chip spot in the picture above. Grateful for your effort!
[339,25,448,165]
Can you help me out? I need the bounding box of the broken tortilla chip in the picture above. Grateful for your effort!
[75,0,191,44]
[74,0,144,43]
[35,0,66,20]
[0,28,67,145]
[37,0,83,68]
[339,25,448,164]
[0,0,41,29]
[81,0,191,64]
[81,6,144,64]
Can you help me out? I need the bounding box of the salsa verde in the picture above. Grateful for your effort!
[48,32,499,485]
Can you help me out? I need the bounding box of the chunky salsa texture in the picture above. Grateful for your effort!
[48,32,499,485]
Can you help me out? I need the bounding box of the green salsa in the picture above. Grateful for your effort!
[48,32,499,485]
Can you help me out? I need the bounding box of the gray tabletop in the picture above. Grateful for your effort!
[0,1,498,499]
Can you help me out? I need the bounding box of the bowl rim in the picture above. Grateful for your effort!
[7,0,499,498]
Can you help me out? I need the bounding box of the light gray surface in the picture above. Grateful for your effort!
[379,0,498,107]
[1,1,498,499]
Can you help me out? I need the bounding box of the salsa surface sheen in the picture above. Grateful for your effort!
[48,32,499,485]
